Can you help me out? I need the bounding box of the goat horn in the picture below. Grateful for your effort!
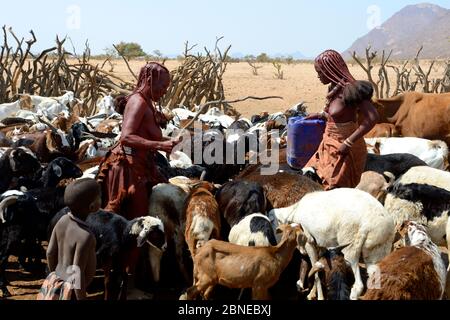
[308,262,325,279]
[0,196,19,223]
[38,116,58,133]
[200,170,206,181]
[80,132,98,140]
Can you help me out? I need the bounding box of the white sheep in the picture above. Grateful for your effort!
[270,188,395,300]
[228,213,278,247]
[384,166,450,247]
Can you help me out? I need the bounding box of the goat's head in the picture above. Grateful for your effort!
[276,223,305,247]
[8,148,40,175]
[47,157,83,180]
[394,220,429,248]
[130,216,167,283]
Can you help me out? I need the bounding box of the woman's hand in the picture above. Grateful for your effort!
[304,112,327,121]
[337,142,351,156]
[158,137,183,153]
[304,112,320,120]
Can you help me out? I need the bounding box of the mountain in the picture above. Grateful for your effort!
[344,3,450,59]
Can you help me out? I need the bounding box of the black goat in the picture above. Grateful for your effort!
[18,157,83,190]
[49,209,166,300]
[365,153,427,179]
[215,180,266,239]
[0,148,40,194]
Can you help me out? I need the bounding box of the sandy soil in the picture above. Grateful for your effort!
[95,59,446,118]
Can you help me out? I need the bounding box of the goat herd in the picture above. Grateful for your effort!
[0,91,450,300]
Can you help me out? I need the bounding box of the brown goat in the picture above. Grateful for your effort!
[240,171,322,209]
[184,181,221,257]
[361,221,446,300]
[180,224,304,300]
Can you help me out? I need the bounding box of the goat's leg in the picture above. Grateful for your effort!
[252,287,270,300]
[103,260,113,300]
[349,261,364,300]
[347,234,366,300]
[182,285,200,300]
[0,244,12,298]
[174,233,191,285]
[304,242,324,300]
[203,286,215,300]
[297,258,310,293]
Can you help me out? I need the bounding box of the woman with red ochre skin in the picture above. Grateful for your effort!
[97,62,179,219]
[96,62,180,299]
[302,50,379,190]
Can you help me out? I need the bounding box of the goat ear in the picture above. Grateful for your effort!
[53,164,62,177]
[136,235,146,248]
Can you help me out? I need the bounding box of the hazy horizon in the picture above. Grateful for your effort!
[0,0,449,58]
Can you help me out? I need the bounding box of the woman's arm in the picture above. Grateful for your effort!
[120,95,176,153]
[120,95,163,151]
[347,100,379,144]
[337,100,379,156]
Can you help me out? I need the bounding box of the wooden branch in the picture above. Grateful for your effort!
[113,44,138,81]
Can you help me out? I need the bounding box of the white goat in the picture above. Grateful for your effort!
[270,188,395,300]
[0,101,21,121]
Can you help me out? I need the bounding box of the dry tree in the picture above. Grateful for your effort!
[272,61,284,80]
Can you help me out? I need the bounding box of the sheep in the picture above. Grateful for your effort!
[228,213,277,247]
[49,209,166,300]
[362,221,447,300]
[386,183,450,248]
[184,181,221,257]
[271,188,396,300]
[384,166,450,247]
[180,223,303,300]
[356,171,395,203]
[365,137,448,170]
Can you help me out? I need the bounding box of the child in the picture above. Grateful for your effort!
[37,178,101,300]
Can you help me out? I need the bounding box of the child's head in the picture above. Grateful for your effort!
[64,178,102,218]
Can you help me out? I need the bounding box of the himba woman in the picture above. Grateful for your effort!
[96,62,180,299]
[302,50,379,190]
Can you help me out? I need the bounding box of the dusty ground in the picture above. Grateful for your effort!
[95,59,446,117]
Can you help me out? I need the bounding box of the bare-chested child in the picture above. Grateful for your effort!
[37,179,101,300]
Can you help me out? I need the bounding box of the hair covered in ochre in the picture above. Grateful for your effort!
[315,49,373,107]
[115,62,170,114]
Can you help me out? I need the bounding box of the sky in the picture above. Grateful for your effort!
[0,0,449,58]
